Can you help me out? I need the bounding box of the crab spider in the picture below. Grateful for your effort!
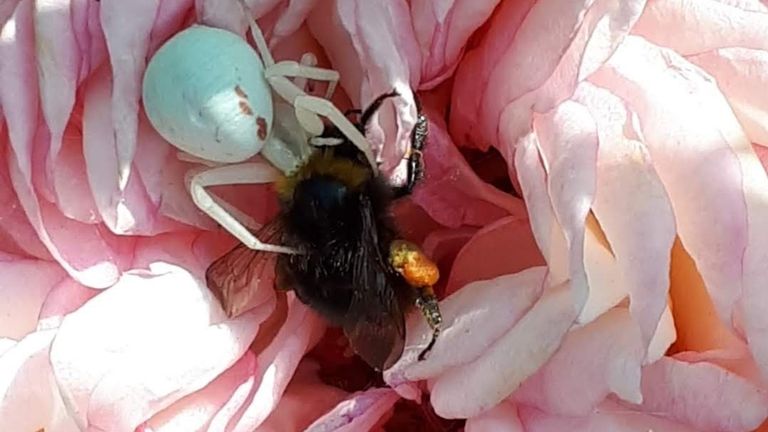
[142,1,377,254]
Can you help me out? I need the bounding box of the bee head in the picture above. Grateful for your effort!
[277,147,373,244]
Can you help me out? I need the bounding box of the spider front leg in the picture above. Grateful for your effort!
[266,56,340,100]
[236,0,340,100]
[295,93,379,172]
[189,161,297,254]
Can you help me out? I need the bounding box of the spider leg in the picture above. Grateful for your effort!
[189,160,297,254]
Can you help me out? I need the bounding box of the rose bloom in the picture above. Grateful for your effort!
[1,0,768,431]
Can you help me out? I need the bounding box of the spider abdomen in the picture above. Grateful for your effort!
[143,25,273,163]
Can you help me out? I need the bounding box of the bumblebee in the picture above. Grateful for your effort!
[207,91,441,371]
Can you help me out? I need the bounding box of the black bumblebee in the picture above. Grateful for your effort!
[207,90,441,371]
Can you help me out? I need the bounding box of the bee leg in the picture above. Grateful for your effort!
[389,240,443,361]
[392,90,428,198]
[415,285,442,361]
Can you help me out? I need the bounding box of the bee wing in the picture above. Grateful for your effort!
[343,289,406,371]
[341,195,407,371]
[205,221,282,318]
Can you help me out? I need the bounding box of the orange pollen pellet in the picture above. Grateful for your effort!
[389,240,440,287]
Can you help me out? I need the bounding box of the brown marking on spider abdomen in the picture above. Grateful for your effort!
[239,100,253,116]
[234,85,254,116]
[256,116,268,140]
[234,85,248,99]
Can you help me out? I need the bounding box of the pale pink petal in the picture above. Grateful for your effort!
[256,360,348,432]
[636,357,768,431]
[73,0,108,80]
[390,199,446,245]
[512,307,644,416]
[53,123,100,223]
[308,0,421,183]
[578,220,627,325]
[271,0,320,47]
[148,0,194,54]
[591,36,749,330]
[0,1,22,28]
[83,64,189,235]
[450,0,646,151]
[428,280,577,419]
[631,0,768,55]
[37,277,98,331]
[674,347,766,386]
[305,387,400,432]
[688,48,768,146]
[645,305,676,364]
[0,330,79,432]
[421,226,477,279]
[0,160,49,259]
[1,1,125,288]
[196,0,243,34]
[518,400,699,432]
[142,352,257,432]
[132,112,212,230]
[412,116,524,228]
[223,297,325,432]
[385,267,546,387]
[514,132,568,283]
[0,255,66,339]
[0,338,15,357]
[0,0,37,181]
[49,261,271,431]
[574,82,676,345]
[100,0,161,190]
[444,216,543,295]
[464,400,524,432]
[34,0,80,206]
[531,100,597,314]
[410,0,501,88]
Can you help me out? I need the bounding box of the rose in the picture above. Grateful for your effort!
[1,1,768,431]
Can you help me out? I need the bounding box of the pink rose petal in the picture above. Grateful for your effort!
[513,307,644,416]
[424,280,576,419]
[592,36,749,331]
[518,400,699,432]
[688,48,768,146]
[49,262,271,431]
[37,277,99,331]
[631,0,768,56]
[305,387,400,432]
[450,0,645,151]
[0,156,48,259]
[257,360,348,432]
[1,1,125,288]
[308,0,421,183]
[83,45,187,235]
[142,351,257,432]
[413,116,524,228]
[410,0,500,88]
[464,400,524,432]
[0,330,79,432]
[100,0,161,190]
[222,297,324,432]
[514,133,568,283]
[34,0,82,214]
[574,82,676,345]
[442,216,545,295]
[0,254,66,339]
[385,267,547,387]
[637,357,768,431]
[529,100,598,314]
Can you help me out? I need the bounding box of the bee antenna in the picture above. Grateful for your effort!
[359,89,400,130]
